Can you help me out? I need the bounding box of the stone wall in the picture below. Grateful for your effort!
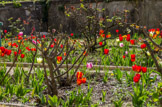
[48,0,162,33]
[0,2,43,34]
[0,0,162,34]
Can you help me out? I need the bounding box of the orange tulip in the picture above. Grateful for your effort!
[77,79,82,85]
[81,78,86,83]
[76,72,83,79]
[64,52,66,56]
[57,56,62,62]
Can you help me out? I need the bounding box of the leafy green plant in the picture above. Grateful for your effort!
[125,71,135,86]
[31,75,46,96]
[113,97,123,107]
[91,103,99,107]
[151,82,162,104]
[5,83,14,96]
[48,95,61,107]
[0,87,6,101]
[102,90,106,102]
[129,83,148,107]
[113,69,123,83]
[103,71,108,83]
[13,1,22,8]
[19,96,29,104]
[15,83,29,98]
[67,85,93,106]
[36,94,47,105]
[142,70,157,87]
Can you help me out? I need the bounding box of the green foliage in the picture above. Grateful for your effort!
[125,71,135,86]
[67,84,93,106]
[48,95,61,107]
[151,82,162,103]
[0,87,6,101]
[36,94,47,105]
[102,90,106,102]
[103,71,108,83]
[13,1,22,8]
[113,97,123,107]
[129,84,148,107]
[113,69,123,83]
[7,17,24,38]
[15,83,30,98]
[31,74,46,96]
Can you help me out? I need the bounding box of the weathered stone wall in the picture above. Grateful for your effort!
[0,0,162,34]
[0,2,43,34]
[48,0,162,33]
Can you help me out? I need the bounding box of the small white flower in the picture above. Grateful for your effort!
[37,57,43,63]
[146,51,151,56]
[149,31,154,37]
[116,39,119,42]
[126,28,131,33]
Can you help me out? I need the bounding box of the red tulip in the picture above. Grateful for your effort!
[126,36,130,41]
[131,54,135,62]
[18,50,21,54]
[135,73,141,78]
[50,44,54,48]
[116,29,119,33]
[99,41,103,46]
[4,30,7,33]
[133,74,141,83]
[54,38,57,42]
[141,44,146,49]
[0,47,5,52]
[4,49,8,54]
[132,64,137,71]
[26,47,30,51]
[119,37,123,41]
[130,39,135,45]
[123,55,126,59]
[127,34,130,37]
[142,67,147,73]
[131,54,135,59]
[136,66,141,72]
[21,54,25,58]
[31,48,36,51]
[42,35,46,38]
[32,36,36,39]
[60,44,63,48]
[119,34,122,37]
[1,53,4,57]
[57,56,62,62]
[14,52,17,56]
[131,58,135,62]
[104,49,109,55]
[156,28,160,31]
[18,36,22,40]
[70,33,74,36]
[7,50,12,56]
